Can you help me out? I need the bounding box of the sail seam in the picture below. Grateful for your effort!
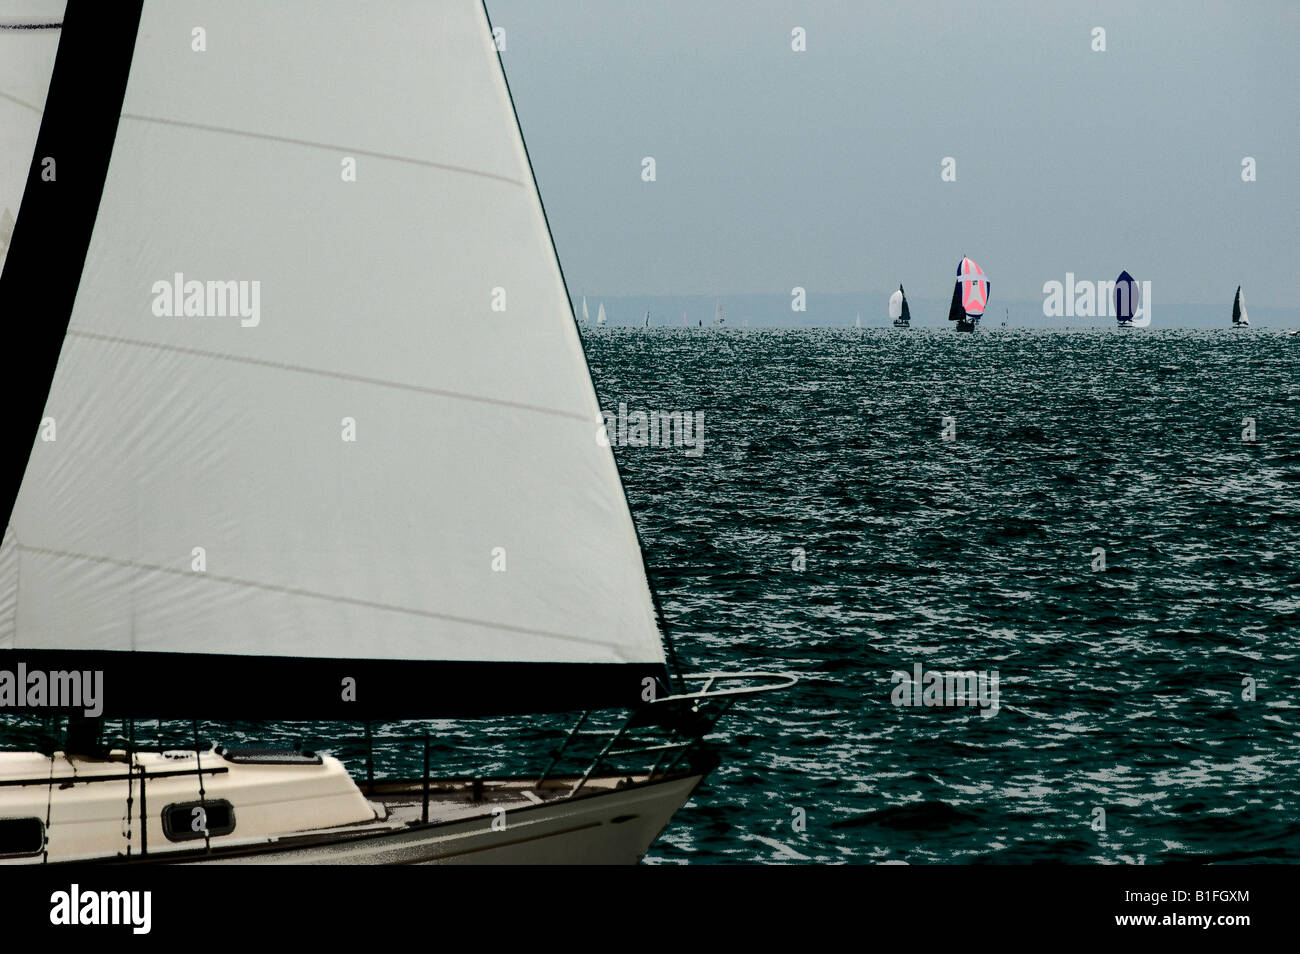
[119,113,527,187]
[14,542,620,651]
[0,89,42,114]
[65,329,594,424]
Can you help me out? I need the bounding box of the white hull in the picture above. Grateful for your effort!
[186,773,703,865]
[0,749,705,865]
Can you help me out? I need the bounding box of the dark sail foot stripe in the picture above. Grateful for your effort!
[0,650,670,719]
[0,1,143,530]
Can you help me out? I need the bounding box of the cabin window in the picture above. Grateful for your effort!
[162,800,236,841]
[0,817,45,857]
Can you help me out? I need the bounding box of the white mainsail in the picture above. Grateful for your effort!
[1233,286,1249,326]
[888,289,903,320]
[596,301,607,325]
[0,1,666,711]
[581,295,589,324]
[714,299,725,325]
[0,3,63,273]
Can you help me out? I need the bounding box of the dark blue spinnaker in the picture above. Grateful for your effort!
[1115,270,1139,324]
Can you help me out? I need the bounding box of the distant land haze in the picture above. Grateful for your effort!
[572,293,1299,330]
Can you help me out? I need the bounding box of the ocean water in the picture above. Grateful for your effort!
[7,327,1300,864]
[590,327,1300,863]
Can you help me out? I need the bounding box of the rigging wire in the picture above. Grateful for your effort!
[192,719,212,853]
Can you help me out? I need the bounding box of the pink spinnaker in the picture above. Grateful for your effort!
[959,257,989,315]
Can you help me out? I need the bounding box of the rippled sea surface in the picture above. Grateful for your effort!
[13,327,1300,864]
[589,327,1300,864]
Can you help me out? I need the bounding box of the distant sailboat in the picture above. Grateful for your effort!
[947,278,967,330]
[596,301,607,326]
[581,296,590,325]
[682,310,687,327]
[949,257,988,332]
[1115,271,1139,327]
[643,310,650,328]
[1232,285,1250,327]
[714,299,725,326]
[889,284,911,328]
[1002,307,1008,328]
[855,312,862,329]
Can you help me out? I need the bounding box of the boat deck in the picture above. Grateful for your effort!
[368,773,641,826]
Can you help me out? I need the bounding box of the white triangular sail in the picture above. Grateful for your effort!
[596,301,607,325]
[855,313,861,328]
[714,299,724,325]
[1,2,665,697]
[581,296,589,324]
[887,290,902,320]
[0,3,64,274]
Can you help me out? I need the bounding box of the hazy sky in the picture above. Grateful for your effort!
[489,1,1299,308]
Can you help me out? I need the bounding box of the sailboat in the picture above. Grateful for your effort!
[889,284,911,328]
[581,296,590,325]
[948,257,988,332]
[643,310,650,329]
[714,299,725,326]
[855,313,861,329]
[1232,286,1249,327]
[0,1,790,865]
[1115,270,1139,327]
[596,301,607,326]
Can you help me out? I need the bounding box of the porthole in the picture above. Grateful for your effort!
[162,800,236,841]
[0,817,44,857]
